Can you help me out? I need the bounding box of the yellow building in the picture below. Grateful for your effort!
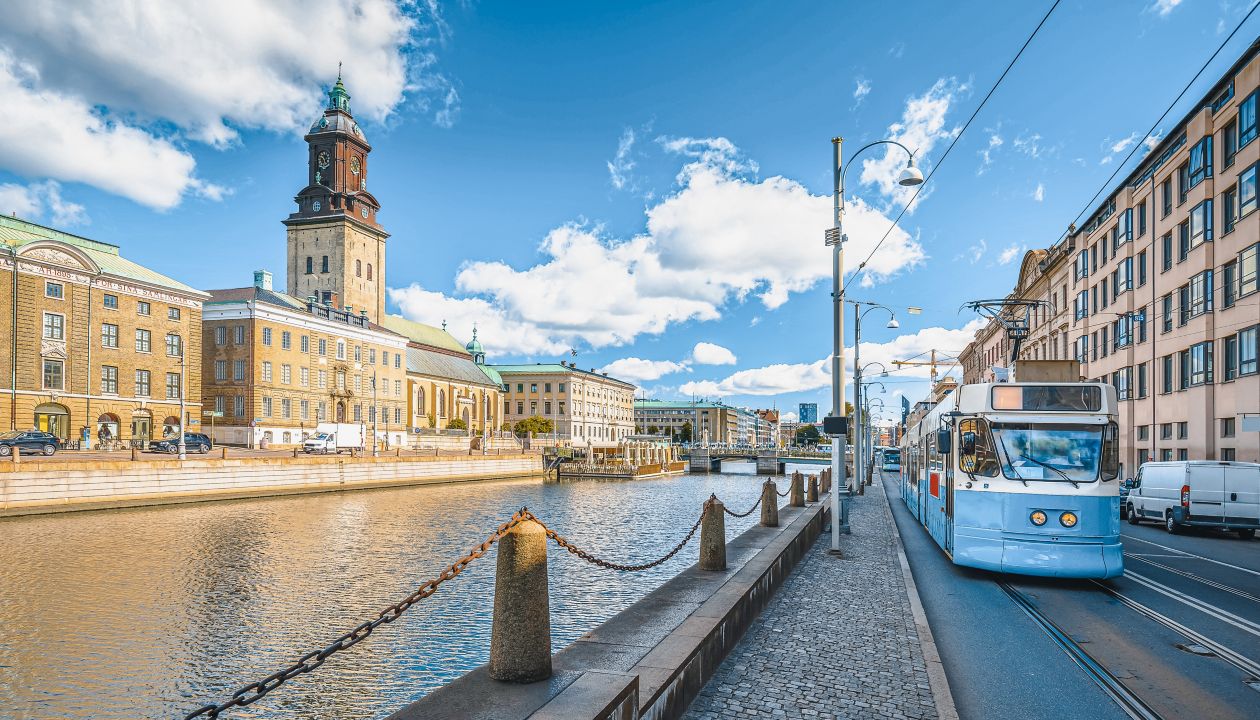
[380,316,502,435]
[0,215,206,447]
[494,361,637,448]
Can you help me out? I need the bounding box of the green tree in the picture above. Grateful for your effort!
[794,424,821,445]
[447,417,467,430]
[679,421,693,443]
[513,415,554,435]
[647,425,660,435]
[500,422,514,432]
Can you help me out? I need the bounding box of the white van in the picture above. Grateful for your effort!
[1125,461,1260,538]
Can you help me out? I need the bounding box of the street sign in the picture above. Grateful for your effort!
[202,411,223,417]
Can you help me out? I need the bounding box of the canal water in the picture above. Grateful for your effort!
[0,461,817,719]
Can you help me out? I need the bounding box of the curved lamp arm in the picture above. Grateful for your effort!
[840,139,919,212]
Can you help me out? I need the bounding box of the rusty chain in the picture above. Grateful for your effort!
[183,510,533,719]
[723,493,763,518]
[532,501,710,572]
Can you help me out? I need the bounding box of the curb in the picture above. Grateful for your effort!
[875,472,959,720]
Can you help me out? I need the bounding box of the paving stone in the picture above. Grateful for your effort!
[683,486,938,720]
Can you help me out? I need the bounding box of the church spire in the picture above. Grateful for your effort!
[328,64,351,114]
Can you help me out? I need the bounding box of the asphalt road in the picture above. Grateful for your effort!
[880,470,1260,720]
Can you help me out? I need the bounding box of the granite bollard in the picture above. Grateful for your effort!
[488,518,552,683]
[789,471,805,507]
[760,480,779,527]
[699,496,727,570]
[807,474,819,502]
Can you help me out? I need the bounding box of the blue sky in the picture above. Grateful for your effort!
[1,0,1255,424]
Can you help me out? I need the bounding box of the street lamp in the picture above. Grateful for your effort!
[178,337,187,461]
[851,301,898,497]
[828,137,922,550]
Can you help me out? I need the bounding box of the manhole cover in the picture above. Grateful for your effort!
[1176,642,1216,657]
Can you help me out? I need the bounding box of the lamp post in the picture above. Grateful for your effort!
[859,379,886,486]
[850,300,898,495]
[371,372,379,457]
[828,137,922,550]
[178,338,187,460]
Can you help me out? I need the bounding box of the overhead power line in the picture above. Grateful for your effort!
[842,0,1061,292]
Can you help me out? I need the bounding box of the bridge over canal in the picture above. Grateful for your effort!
[680,448,834,474]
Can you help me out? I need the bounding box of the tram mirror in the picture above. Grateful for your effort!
[960,431,977,457]
[936,427,951,454]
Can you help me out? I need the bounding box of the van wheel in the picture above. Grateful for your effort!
[1165,512,1181,535]
[1238,529,1256,540]
[1127,505,1140,524]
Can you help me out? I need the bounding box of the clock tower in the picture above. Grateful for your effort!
[284,73,389,322]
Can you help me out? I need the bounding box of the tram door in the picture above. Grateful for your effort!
[944,431,955,553]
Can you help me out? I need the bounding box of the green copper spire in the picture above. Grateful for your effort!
[328,63,351,114]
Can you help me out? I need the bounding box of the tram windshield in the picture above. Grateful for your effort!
[991,423,1103,483]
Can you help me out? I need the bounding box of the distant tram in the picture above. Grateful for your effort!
[899,381,1123,578]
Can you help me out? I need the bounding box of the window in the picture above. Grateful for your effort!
[1239,243,1258,298]
[262,327,272,346]
[135,369,150,397]
[281,331,291,350]
[103,294,118,309]
[300,367,309,386]
[262,361,272,382]
[1116,367,1132,400]
[369,348,376,364]
[321,255,329,273]
[43,312,64,340]
[306,256,313,274]
[101,366,118,394]
[1177,449,1189,461]
[318,338,327,355]
[214,360,227,381]
[530,383,538,393]
[354,345,361,362]
[1114,209,1132,248]
[1177,222,1190,262]
[558,383,566,392]
[234,325,245,344]
[234,396,245,417]
[43,359,63,390]
[395,354,401,369]
[1075,250,1089,281]
[1240,90,1257,147]
[1116,258,1132,294]
[233,360,246,381]
[1177,285,1190,325]
[281,399,291,419]
[1160,449,1173,461]
[516,383,523,393]
[1188,199,1213,247]
[1225,118,1239,168]
[517,402,524,414]
[1137,425,1149,441]
[356,259,362,277]
[1161,179,1172,217]
[301,400,310,420]
[336,340,346,360]
[318,369,327,388]
[214,396,225,414]
[367,263,373,280]
[1138,200,1147,236]
[1241,163,1257,217]
[1137,249,1147,286]
[1239,326,1258,376]
[101,323,118,348]
[1101,326,1109,357]
[165,333,182,357]
[353,404,362,422]
[1091,244,1098,273]
[1135,309,1147,343]
[168,307,180,321]
[301,335,309,353]
[1138,449,1151,465]
[1222,448,1237,461]
[1188,135,1212,188]
[1161,355,1173,394]
[1074,290,1088,320]
[1177,422,1189,440]
[1177,163,1190,204]
[1137,362,1148,398]
[214,326,226,346]
[1101,278,1109,308]
[1188,270,1213,317]
[263,396,273,417]
[1221,417,1236,438]
[137,301,150,316]
[45,281,63,299]
[1188,341,1213,386]
[1160,423,1173,440]
[281,364,291,385]
[1161,233,1172,271]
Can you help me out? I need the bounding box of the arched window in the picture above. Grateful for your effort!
[366,263,373,280]
[355,259,362,277]
[438,389,446,417]
[416,387,426,416]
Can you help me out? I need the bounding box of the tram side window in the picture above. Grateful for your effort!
[928,434,943,471]
[958,418,999,477]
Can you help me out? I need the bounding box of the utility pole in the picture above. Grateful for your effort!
[371,372,378,456]
[827,137,848,552]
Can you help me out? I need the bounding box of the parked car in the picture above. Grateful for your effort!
[1126,461,1260,538]
[0,430,61,456]
[151,433,213,454]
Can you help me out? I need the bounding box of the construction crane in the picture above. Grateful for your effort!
[891,349,959,386]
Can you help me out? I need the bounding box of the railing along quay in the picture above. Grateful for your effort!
[183,468,833,718]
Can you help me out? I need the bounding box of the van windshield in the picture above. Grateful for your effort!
[992,423,1102,483]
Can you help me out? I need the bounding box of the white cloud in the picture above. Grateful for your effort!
[997,244,1023,266]
[0,1,450,211]
[1109,133,1139,154]
[389,137,927,356]
[0,180,88,226]
[1031,183,1045,202]
[607,127,637,190]
[692,342,737,365]
[853,77,871,106]
[956,238,987,264]
[860,77,966,210]
[978,132,1003,174]
[1012,132,1046,159]
[598,357,688,383]
[1150,0,1183,16]
[780,411,799,423]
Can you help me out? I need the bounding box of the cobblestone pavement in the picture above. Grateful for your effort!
[684,481,939,720]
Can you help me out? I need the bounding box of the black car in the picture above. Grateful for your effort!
[151,433,213,454]
[0,430,61,456]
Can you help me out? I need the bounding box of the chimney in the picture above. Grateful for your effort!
[253,269,273,291]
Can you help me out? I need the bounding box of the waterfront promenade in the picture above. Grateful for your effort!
[684,477,955,720]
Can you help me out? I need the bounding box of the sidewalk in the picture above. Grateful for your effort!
[682,477,953,720]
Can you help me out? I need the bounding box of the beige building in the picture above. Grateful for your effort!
[381,317,503,435]
[494,361,636,448]
[201,271,408,448]
[960,39,1260,469]
[0,214,206,448]
[634,399,742,445]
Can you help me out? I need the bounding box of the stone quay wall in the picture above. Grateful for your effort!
[0,452,543,517]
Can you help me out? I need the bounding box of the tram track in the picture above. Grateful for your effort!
[997,580,1166,720]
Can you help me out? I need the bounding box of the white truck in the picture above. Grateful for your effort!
[1126,461,1260,538]
[302,423,366,454]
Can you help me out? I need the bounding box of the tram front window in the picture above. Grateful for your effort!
[991,423,1103,483]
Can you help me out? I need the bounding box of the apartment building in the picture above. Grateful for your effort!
[961,39,1260,469]
[634,399,742,444]
[0,215,206,447]
[492,361,636,448]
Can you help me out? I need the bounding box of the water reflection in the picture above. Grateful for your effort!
[0,463,807,719]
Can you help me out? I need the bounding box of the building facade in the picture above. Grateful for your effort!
[0,215,206,447]
[201,272,408,448]
[381,317,502,436]
[634,399,742,445]
[959,40,1260,468]
[493,362,636,448]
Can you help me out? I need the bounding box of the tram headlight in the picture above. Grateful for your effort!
[1060,511,1078,528]
[1030,510,1048,526]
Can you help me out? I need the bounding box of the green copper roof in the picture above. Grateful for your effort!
[635,399,731,410]
[0,215,206,297]
[381,314,470,355]
[328,74,352,113]
[478,365,503,385]
[488,363,637,388]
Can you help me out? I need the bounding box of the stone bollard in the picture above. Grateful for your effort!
[131,447,139,461]
[760,480,779,527]
[293,448,299,458]
[11,445,19,464]
[807,474,819,502]
[221,447,228,459]
[699,496,727,570]
[789,471,805,507]
[819,468,830,494]
[489,517,552,683]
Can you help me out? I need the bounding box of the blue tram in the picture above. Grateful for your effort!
[899,381,1123,579]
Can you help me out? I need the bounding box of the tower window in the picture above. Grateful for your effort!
[367,263,373,280]
[321,256,329,273]
[305,256,313,275]
[356,259,362,277]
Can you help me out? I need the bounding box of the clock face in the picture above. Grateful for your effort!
[361,207,369,219]
[317,151,331,169]
[350,156,361,175]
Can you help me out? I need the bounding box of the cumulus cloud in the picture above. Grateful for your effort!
[390,137,927,356]
[598,357,688,383]
[0,180,87,226]
[0,0,450,210]
[607,127,637,190]
[692,342,737,365]
[860,77,966,210]
[997,244,1023,266]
